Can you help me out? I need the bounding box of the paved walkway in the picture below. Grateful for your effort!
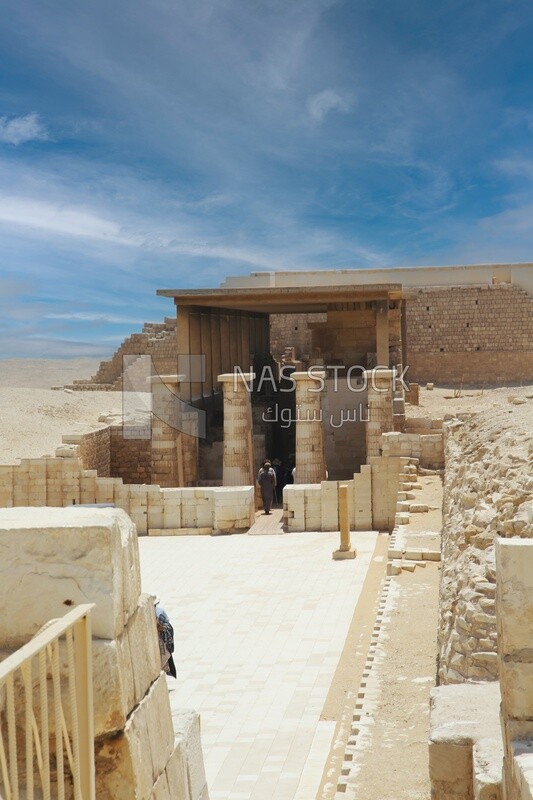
[139,530,378,800]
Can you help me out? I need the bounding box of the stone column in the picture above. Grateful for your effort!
[365,368,394,459]
[150,374,183,488]
[293,371,326,484]
[218,372,255,486]
[375,300,390,367]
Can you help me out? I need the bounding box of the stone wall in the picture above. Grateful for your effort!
[0,507,209,800]
[269,312,325,362]
[437,406,533,684]
[406,284,533,384]
[110,426,152,484]
[381,429,444,470]
[270,284,533,385]
[0,455,255,536]
[283,455,410,533]
[63,427,111,476]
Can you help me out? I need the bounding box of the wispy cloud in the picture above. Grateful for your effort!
[45,312,145,324]
[307,89,354,123]
[0,112,48,145]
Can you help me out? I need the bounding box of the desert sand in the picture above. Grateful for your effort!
[0,358,121,464]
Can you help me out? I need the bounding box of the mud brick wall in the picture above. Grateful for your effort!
[406,284,533,384]
[110,426,152,485]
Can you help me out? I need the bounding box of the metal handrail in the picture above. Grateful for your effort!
[0,604,95,800]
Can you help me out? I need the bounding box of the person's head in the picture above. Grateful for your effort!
[264,460,271,469]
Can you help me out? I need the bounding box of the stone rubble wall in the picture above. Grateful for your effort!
[438,406,533,684]
[0,455,255,536]
[0,507,210,800]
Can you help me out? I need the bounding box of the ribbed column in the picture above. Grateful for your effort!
[218,372,255,486]
[365,369,394,459]
[150,374,184,488]
[293,371,326,484]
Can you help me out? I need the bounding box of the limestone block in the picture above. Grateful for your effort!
[0,507,141,646]
[172,710,209,800]
[429,683,503,800]
[473,738,504,800]
[161,488,182,529]
[151,770,171,800]
[164,741,191,800]
[511,744,533,800]
[94,674,174,800]
[500,660,533,720]
[496,538,533,655]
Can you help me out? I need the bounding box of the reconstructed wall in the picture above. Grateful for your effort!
[270,283,533,385]
[0,456,255,536]
[283,455,410,533]
[406,284,533,384]
[437,405,533,684]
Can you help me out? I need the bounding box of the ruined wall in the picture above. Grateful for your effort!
[438,404,533,684]
[110,426,152,484]
[73,427,111,475]
[406,284,533,384]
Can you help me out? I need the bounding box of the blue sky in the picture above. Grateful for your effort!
[0,0,532,357]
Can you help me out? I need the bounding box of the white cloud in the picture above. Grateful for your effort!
[0,112,48,145]
[307,89,354,123]
[0,195,134,244]
[45,312,145,324]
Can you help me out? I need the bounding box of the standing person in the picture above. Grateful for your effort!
[257,459,277,514]
[155,600,177,678]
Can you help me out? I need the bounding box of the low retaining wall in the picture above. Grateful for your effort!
[283,455,410,533]
[0,456,255,536]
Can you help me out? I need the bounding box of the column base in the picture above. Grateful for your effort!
[332,548,357,560]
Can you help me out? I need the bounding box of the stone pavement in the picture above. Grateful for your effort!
[139,530,378,800]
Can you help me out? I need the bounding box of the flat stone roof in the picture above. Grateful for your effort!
[156,283,403,313]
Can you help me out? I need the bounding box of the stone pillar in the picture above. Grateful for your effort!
[333,484,356,560]
[150,374,182,488]
[218,372,255,486]
[293,371,326,484]
[365,368,394,459]
[375,300,390,367]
